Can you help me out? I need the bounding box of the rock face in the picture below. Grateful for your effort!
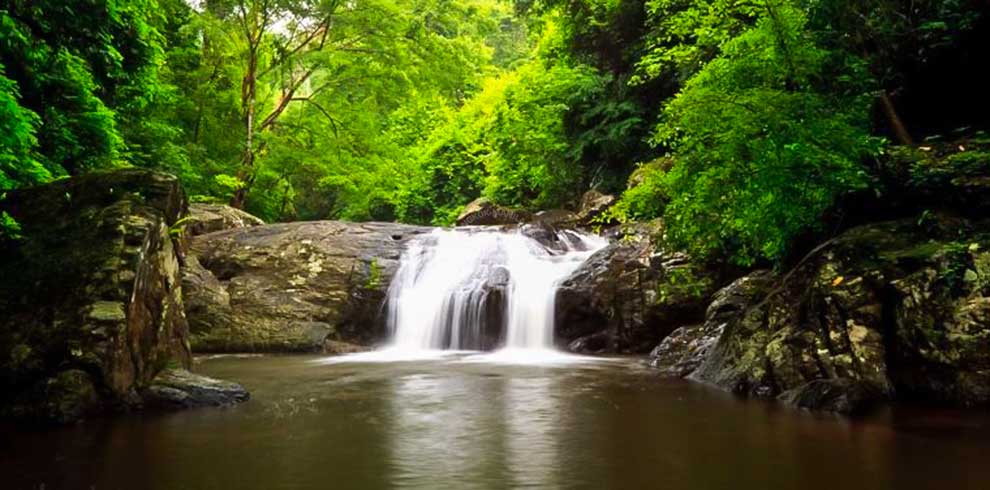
[456,197,531,226]
[0,170,193,423]
[184,221,431,352]
[650,271,774,377]
[556,221,721,353]
[653,214,990,413]
[187,203,264,235]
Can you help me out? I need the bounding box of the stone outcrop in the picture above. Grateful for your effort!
[0,170,195,423]
[556,221,722,353]
[141,368,249,409]
[456,197,531,226]
[650,271,774,377]
[187,203,264,235]
[184,221,431,352]
[652,214,990,413]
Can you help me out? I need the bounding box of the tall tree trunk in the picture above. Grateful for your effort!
[880,91,914,146]
[231,46,258,210]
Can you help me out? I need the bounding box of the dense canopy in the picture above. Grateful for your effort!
[2,0,988,265]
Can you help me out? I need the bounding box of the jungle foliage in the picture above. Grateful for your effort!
[1,0,986,265]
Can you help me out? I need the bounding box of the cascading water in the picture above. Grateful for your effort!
[384,227,606,354]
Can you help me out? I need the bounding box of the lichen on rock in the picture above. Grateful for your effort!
[652,213,990,412]
[184,221,431,353]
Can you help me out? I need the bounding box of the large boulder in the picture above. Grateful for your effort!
[184,221,431,352]
[0,170,195,423]
[456,197,531,226]
[574,190,615,225]
[661,214,990,413]
[187,203,264,235]
[555,221,722,353]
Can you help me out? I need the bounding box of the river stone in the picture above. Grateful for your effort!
[779,379,885,415]
[185,221,431,352]
[187,203,264,235]
[677,214,990,412]
[141,368,249,409]
[0,169,193,423]
[556,220,722,353]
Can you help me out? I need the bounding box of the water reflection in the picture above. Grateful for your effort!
[503,376,561,488]
[386,367,573,489]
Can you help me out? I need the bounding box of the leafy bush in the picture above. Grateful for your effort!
[0,65,44,190]
[623,1,879,265]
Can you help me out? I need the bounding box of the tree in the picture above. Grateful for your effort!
[0,65,43,190]
[1,1,172,176]
[616,0,878,265]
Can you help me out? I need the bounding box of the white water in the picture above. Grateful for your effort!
[383,227,607,357]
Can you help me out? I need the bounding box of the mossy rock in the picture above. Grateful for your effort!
[0,170,193,423]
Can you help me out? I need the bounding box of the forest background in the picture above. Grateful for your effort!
[2,0,988,266]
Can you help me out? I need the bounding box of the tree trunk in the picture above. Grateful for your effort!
[880,91,914,146]
[231,46,258,210]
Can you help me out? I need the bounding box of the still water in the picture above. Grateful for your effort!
[3,354,990,489]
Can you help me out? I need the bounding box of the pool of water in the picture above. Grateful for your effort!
[3,354,990,489]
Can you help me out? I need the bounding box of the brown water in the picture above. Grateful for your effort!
[3,354,990,490]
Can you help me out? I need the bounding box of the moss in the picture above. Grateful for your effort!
[365,258,382,289]
[87,301,127,322]
[878,241,943,263]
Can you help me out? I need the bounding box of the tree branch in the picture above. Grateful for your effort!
[258,68,316,130]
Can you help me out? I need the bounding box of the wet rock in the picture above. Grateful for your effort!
[456,197,531,226]
[519,222,557,245]
[532,209,578,228]
[184,221,431,352]
[141,369,249,409]
[650,271,774,376]
[187,203,264,235]
[779,379,883,415]
[324,340,372,355]
[568,332,610,354]
[649,325,712,376]
[0,170,193,423]
[575,190,615,225]
[886,238,990,406]
[556,221,721,353]
[519,222,571,252]
[683,214,990,412]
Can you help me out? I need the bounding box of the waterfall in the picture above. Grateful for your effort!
[385,227,606,353]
